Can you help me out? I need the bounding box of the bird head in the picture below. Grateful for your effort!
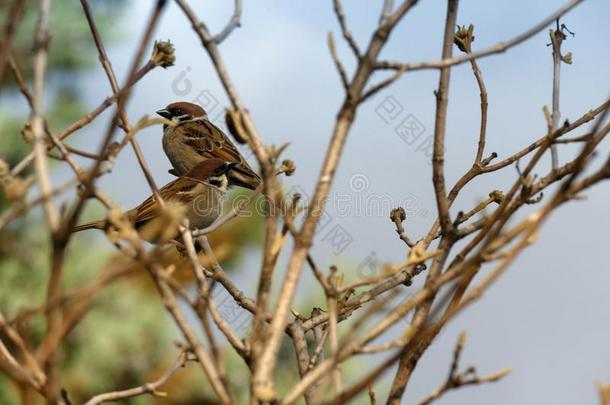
[156,101,207,123]
[185,159,237,192]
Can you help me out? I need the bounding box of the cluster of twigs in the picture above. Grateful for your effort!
[0,0,608,404]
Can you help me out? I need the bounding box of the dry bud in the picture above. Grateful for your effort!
[151,40,175,68]
[2,177,28,202]
[280,159,296,176]
[225,108,249,144]
[457,331,467,347]
[390,207,406,222]
[105,142,121,159]
[454,24,475,53]
[99,142,121,175]
[21,122,34,144]
[489,190,504,204]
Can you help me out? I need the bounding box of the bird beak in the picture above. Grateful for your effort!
[156,109,172,120]
[224,161,238,173]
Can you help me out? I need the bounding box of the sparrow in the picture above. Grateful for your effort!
[72,159,236,241]
[156,101,262,190]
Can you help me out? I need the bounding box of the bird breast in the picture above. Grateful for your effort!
[186,183,225,229]
[162,127,200,176]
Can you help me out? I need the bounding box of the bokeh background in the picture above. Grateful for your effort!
[1,0,609,403]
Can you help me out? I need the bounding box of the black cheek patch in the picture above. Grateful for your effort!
[208,177,223,187]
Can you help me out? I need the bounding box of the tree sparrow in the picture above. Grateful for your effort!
[72,159,236,241]
[156,101,262,190]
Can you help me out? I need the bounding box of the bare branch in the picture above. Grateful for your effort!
[213,0,242,44]
[84,350,191,405]
[599,381,610,405]
[149,266,233,403]
[455,24,489,163]
[379,0,394,26]
[0,0,25,86]
[332,0,361,57]
[430,0,458,237]
[376,0,583,73]
[9,58,160,177]
[328,32,350,93]
[31,0,58,231]
[390,207,416,247]
[359,66,405,103]
[417,332,511,405]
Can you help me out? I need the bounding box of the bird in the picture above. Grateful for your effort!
[156,101,262,190]
[71,159,236,241]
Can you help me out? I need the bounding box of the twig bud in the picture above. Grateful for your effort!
[390,207,406,222]
[488,190,504,204]
[225,107,249,144]
[454,24,475,53]
[21,122,35,144]
[279,159,296,176]
[151,40,175,68]
[2,177,28,202]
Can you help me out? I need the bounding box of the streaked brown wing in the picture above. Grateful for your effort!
[130,178,196,225]
[181,120,258,176]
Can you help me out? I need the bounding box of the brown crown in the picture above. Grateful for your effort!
[165,101,206,118]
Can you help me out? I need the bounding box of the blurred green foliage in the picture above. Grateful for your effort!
[0,0,122,85]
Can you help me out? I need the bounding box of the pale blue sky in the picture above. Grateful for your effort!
[63,1,610,403]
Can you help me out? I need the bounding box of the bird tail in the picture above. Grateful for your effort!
[71,220,105,233]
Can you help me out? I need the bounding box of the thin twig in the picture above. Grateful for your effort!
[328,32,350,93]
[149,265,233,403]
[213,0,242,44]
[287,321,314,404]
[417,332,511,405]
[83,350,191,405]
[327,271,342,394]
[31,0,58,231]
[430,0,458,237]
[379,0,394,26]
[0,0,25,86]
[375,0,583,73]
[332,0,361,57]
[9,59,158,177]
